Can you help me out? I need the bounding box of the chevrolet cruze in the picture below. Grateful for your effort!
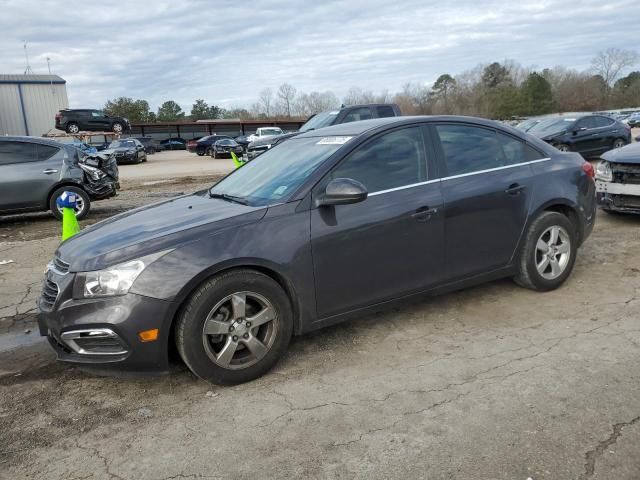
[39,116,597,385]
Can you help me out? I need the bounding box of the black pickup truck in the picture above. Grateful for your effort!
[246,103,402,160]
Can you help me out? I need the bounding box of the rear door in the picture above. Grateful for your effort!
[571,116,601,154]
[88,110,110,130]
[0,141,62,211]
[592,116,617,153]
[310,125,445,318]
[432,123,544,280]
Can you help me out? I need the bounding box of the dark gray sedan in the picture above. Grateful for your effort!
[38,116,597,385]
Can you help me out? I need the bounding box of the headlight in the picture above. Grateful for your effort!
[79,163,105,181]
[595,161,613,182]
[75,260,145,298]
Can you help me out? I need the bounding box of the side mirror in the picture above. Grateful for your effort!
[316,178,368,207]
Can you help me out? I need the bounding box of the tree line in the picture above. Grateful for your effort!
[104,48,640,123]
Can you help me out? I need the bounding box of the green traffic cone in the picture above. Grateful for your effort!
[62,207,81,241]
[230,151,244,169]
[56,191,81,242]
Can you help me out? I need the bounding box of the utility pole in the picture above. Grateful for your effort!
[23,41,33,74]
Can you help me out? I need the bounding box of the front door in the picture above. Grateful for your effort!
[88,110,110,130]
[571,116,602,155]
[310,126,445,318]
[432,124,542,280]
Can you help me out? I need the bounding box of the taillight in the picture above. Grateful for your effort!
[55,112,61,120]
[582,161,595,178]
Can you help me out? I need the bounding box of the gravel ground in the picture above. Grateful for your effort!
[0,163,639,479]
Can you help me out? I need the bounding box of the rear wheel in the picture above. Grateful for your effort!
[112,122,124,133]
[197,149,205,156]
[66,122,80,134]
[554,143,570,152]
[514,211,577,291]
[613,138,626,149]
[49,186,91,220]
[175,270,293,385]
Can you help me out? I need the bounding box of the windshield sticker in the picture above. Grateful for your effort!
[273,186,288,196]
[317,136,352,145]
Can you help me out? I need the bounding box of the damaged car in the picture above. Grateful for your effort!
[596,141,640,214]
[0,136,118,220]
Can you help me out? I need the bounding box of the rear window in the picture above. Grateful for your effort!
[376,106,396,118]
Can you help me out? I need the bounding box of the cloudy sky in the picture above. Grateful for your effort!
[1,0,637,111]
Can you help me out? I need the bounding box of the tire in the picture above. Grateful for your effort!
[554,143,570,152]
[49,186,91,220]
[613,138,626,149]
[175,270,293,385]
[514,211,577,291]
[197,149,205,156]
[111,122,124,133]
[66,122,80,134]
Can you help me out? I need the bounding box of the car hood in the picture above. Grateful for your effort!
[57,193,267,271]
[249,132,298,148]
[103,147,134,154]
[601,142,640,164]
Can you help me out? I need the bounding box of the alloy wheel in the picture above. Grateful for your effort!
[68,124,79,134]
[535,225,571,280]
[613,139,625,149]
[112,123,123,133]
[202,292,278,370]
[56,196,85,217]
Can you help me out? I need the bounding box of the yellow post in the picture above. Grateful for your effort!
[230,151,244,169]
[57,192,81,241]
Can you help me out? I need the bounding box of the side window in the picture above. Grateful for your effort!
[37,145,60,161]
[0,141,37,165]
[376,106,395,118]
[342,107,373,123]
[91,110,105,118]
[594,116,614,128]
[435,124,503,175]
[331,127,427,193]
[496,132,545,165]
[576,117,598,129]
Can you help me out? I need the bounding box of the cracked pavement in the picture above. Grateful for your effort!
[1,183,639,478]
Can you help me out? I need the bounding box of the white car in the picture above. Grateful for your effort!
[247,127,284,143]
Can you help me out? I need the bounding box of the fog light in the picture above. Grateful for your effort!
[138,328,159,342]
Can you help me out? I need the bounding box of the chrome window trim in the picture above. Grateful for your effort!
[366,157,551,196]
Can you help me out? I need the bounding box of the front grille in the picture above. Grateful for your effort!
[41,279,59,309]
[52,256,69,274]
[613,194,640,208]
[612,163,640,185]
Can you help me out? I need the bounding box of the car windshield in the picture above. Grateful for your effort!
[259,129,282,136]
[109,140,136,148]
[299,111,340,132]
[529,117,575,133]
[209,136,348,206]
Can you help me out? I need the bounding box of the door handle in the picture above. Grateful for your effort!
[411,206,438,222]
[505,183,525,195]
[42,169,58,175]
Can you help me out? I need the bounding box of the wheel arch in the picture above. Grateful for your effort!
[529,199,583,245]
[166,260,302,359]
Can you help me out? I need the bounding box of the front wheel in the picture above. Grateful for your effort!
[197,149,205,156]
[111,122,124,133]
[554,143,570,152]
[49,186,91,220]
[514,211,577,291]
[175,270,293,385]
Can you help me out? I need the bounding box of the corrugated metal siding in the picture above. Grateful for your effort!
[0,81,68,136]
[0,84,26,135]
[21,83,68,136]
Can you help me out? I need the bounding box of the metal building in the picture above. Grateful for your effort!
[0,74,68,136]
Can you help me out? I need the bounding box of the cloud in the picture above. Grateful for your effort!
[0,0,637,111]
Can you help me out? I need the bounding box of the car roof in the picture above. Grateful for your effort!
[295,115,514,138]
[0,136,70,147]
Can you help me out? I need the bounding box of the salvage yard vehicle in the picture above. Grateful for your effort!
[246,103,402,160]
[187,135,233,156]
[211,138,244,159]
[131,136,163,154]
[55,109,130,134]
[596,141,640,214]
[38,116,596,385]
[159,138,187,150]
[0,136,118,220]
[105,138,147,164]
[247,127,284,143]
[529,114,631,158]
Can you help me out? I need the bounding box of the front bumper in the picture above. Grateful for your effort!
[596,180,640,213]
[38,269,176,373]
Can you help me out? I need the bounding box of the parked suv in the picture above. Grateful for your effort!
[55,109,131,134]
[0,137,118,220]
[246,103,402,160]
[528,114,631,158]
[38,116,595,385]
